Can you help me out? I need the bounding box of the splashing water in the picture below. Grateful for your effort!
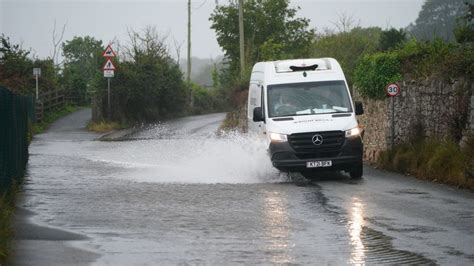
[84,127,285,184]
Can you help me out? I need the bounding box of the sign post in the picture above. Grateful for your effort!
[386,83,401,149]
[33,68,41,100]
[102,45,116,120]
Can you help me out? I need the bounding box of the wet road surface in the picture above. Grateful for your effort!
[13,108,474,265]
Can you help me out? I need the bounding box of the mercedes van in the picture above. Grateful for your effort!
[247,58,364,178]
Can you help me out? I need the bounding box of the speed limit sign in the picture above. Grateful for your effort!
[386,83,400,97]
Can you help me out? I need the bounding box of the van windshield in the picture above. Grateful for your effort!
[267,80,352,118]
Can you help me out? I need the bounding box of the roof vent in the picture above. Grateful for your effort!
[289,64,318,71]
[274,59,329,73]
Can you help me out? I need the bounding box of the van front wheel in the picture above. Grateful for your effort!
[349,163,363,179]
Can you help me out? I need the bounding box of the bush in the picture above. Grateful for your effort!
[96,27,188,123]
[377,138,474,189]
[189,83,227,115]
[0,185,18,265]
[312,27,382,86]
[379,28,407,51]
[354,52,402,99]
[426,141,464,183]
[354,39,474,99]
[462,136,474,178]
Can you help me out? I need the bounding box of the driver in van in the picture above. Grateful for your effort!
[273,94,299,115]
[275,94,293,108]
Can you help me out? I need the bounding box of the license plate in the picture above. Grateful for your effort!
[306,160,332,168]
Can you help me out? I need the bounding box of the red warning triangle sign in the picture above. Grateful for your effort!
[103,59,116,70]
[102,45,116,57]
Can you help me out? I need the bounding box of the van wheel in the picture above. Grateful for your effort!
[349,164,363,179]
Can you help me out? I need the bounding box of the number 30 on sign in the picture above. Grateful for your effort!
[386,83,400,97]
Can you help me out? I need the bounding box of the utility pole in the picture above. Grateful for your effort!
[238,0,245,79]
[187,0,194,108]
[187,0,192,83]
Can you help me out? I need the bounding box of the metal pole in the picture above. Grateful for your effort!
[187,0,191,83]
[238,0,245,79]
[391,96,395,149]
[35,74,39,100]
[108,77,111,121]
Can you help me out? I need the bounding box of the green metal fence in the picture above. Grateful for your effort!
[0,86,32,191]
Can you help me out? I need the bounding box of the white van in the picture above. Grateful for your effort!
[247,58,364,178]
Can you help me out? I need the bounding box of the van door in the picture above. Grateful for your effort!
[248,83,266,137]
[256,84,266,137]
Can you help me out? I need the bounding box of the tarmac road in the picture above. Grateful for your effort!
[13,108,474,265]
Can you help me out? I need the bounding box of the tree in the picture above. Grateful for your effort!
[330,12,359,33]
[62,36,104,104]
[312,27,382,86]
[51,20,67,66]
[104,27,187,122]
[454,2,474,43]
[0,36,60,95]
[209,0,314,84]
[409,0,469,42]
[379,28,407,51]
[0,35,34,94]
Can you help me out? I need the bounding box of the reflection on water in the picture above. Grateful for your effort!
[348,197,365,265]
[263,190,293,264]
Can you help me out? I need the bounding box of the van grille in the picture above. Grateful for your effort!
[288,131,344,158]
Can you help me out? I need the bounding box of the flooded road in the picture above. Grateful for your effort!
[14,108,474,265]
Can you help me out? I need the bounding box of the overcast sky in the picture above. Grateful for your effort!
[1,0,424,60]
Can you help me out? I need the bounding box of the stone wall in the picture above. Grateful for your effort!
[354,78,473,163]
[354,95,389,162]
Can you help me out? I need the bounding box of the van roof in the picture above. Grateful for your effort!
[251,58,346,85]
[274,58,332,73]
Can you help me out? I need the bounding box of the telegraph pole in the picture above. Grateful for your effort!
[187,0,192,83]
[238,0,245,79]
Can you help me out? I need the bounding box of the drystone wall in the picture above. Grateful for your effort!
[354,78,473,163]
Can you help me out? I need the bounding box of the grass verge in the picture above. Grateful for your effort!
[0,183,19,265]
[378,137,474,190]
[87,120,128,133]
[32,104,79,135]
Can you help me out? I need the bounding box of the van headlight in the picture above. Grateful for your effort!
[345,127,361,138]
[269,132,288,142]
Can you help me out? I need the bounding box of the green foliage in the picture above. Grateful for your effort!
[0,34,59,95]
[312,27,382,86]
[218,88,249,133]
[354,38,474,99]
[87,120,127,133]
[211,65,220,89]
[454,2,474,43]
[379,28,407,51]
[462,136,474,178]
[397,38,456,77]
[409,0,468,42]
[378,138,474,189]
[189,83,227,115]
[0,184,19,265]
[99,28,187,122]
[354,52,402,99]
[397,39,474,79]
[0,34,33,94]
[61,36,104,105]
[110,59,186,122]
[210,0,314,85]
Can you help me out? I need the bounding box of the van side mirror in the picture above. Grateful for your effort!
[253,107,265,122]
[355,101,364,115]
